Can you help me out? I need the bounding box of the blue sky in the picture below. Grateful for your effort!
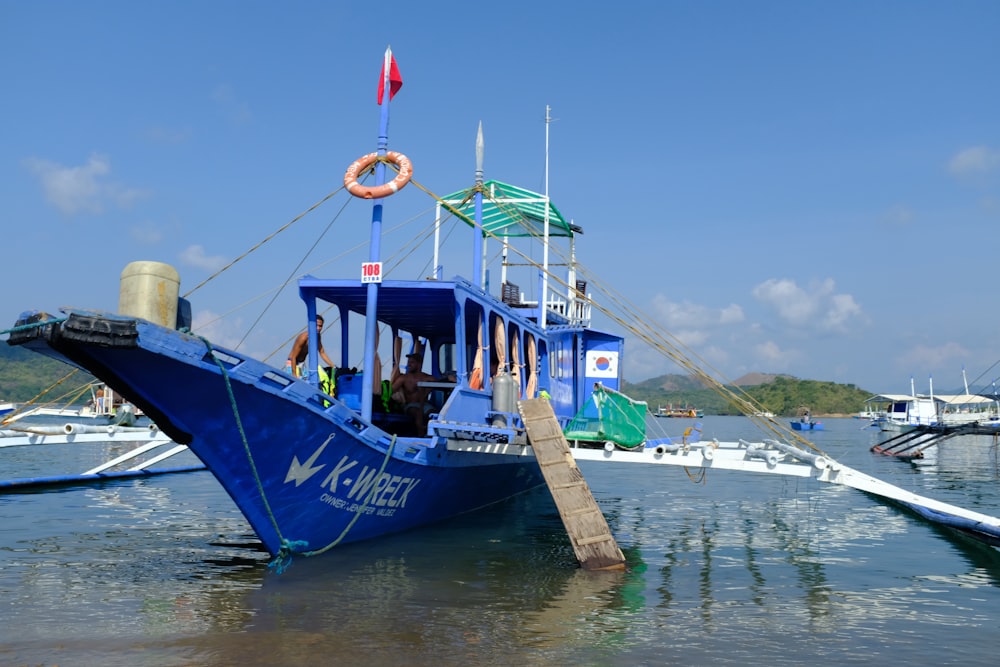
[2,1,999,394]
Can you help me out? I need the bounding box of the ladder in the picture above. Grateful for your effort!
[519,398,626,571]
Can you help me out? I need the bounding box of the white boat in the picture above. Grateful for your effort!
[934,369,1000,427]
[866,372,1000,432]
[864,393,938,432]
[1,383,145,428]
[935,393,1000,428]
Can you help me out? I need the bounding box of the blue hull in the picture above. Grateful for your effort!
[790,421,824,431]
[12,313,545,556]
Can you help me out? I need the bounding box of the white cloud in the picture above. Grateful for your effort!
[896,342,970,372]
[191,308,245,350]
[650,294,745,328]
[645,295,746,363]
[948,146,1000,176]
[754,340,786,364]
[24,153,148,215]
[179,244,228,272]
[821,293,863,331]
[129,220,164,245]
[752,278,816,326]
[752,277,863,334]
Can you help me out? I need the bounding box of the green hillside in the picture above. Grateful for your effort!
[623,373,874,417]
[1,339,873,416]
[0,344,95,404]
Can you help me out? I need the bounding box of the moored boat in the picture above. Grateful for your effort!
[791,406,823,431]
[653,404,702,418]
[790,420,824,431]
[6,50,683,561]
[8,50,1000,562]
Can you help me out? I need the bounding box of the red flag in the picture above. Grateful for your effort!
[377,51,403,105]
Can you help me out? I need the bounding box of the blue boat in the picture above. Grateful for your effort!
[7,49,645,561]
[790,420,824,431]
[12,49,1000,561]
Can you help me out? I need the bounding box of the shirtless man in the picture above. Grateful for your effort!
[391,352,437,431]
[287,315,335,376]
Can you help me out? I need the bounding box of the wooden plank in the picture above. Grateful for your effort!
[519,398,626,571]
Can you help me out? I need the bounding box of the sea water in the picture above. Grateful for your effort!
[2,417,999,666]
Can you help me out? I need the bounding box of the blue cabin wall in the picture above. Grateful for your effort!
[581,331,622,394]
[545,327,624,423]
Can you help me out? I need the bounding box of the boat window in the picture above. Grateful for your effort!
[489,311,504,381]
[463,299,485,390]
[436,341,455,378]
[508,323,522,397]
[525,333,539,398]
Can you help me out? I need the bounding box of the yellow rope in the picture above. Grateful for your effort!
[182,186,346,299]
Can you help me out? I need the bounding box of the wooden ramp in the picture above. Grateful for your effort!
[519,398,626,571]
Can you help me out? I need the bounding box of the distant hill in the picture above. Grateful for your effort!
[623,372,872,417]
[0,341,872,418]
[729,372,783,387]
[0,343,95,403]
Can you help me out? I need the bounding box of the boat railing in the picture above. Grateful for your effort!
[501,280,591,326]
[545,292,591,326]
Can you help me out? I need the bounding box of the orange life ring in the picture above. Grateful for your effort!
[343,151,413,199]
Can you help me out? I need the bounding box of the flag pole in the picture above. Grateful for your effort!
[361,45,396,420]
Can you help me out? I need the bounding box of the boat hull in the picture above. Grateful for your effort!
[790,421,824,431]
[11,311,544,556]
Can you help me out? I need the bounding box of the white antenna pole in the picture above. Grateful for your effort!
[476,122,487,289]
[963,366,970,394]
[541,105,551,328]
[568,218,576,321]
[501,235,508,286]
[433,201,441,279]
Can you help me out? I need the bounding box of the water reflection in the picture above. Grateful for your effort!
[5,418,1000,666]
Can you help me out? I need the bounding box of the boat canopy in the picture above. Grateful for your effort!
[299,278,461,342]
[440,180,579,238]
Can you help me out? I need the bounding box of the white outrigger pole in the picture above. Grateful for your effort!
[564,436,1000,544]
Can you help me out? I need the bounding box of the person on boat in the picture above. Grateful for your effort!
[391,352,439,432]
[286,315,335,378]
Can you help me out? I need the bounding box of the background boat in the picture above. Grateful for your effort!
[653,404,703,418]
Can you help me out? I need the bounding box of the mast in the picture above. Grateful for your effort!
[433,201,442,280]
[541,105,551,328]
[473,122,485,288]
[567,217,576,321]
[360,45,397,420]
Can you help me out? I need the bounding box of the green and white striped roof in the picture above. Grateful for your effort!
[439,180,577,238]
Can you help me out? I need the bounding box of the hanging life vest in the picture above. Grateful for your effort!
[380,379,393,413]
[318,366,335,407]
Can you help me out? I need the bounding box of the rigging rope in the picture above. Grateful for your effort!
[430,187,824,454]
